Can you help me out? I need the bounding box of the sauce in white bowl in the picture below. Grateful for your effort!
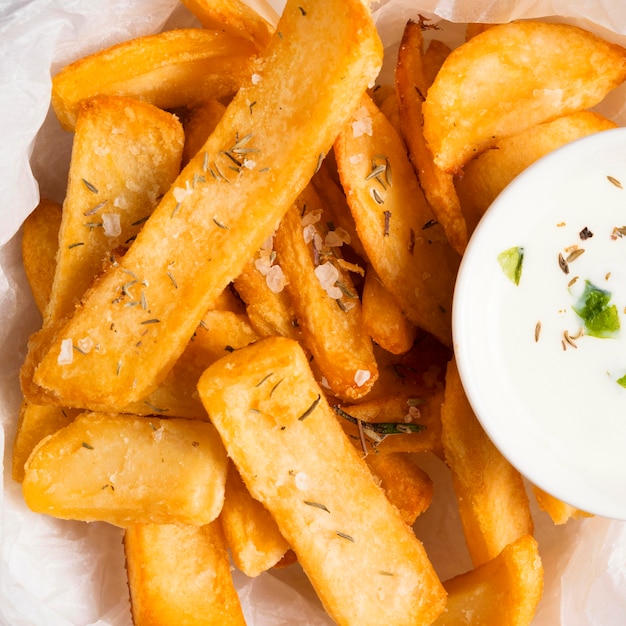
[453,127,626,520]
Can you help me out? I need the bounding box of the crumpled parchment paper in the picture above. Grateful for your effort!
[1,0,626,624]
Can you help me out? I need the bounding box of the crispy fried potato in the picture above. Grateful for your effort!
[395,20,467,254]
[21,198,62,315]
[31,0,383,410]
[125,520,246,626]
[531,485,592,526]
[422,39,450,87]
[181,99,226,167]
[423,21,626,173]
[221,461,289,577]
[336,391,443,457]
[180,0,273,51]
[361,265,416,355]
[12,400,79,483]
[335,94,459,346]
[198,336,447,626]
[441,358,534,567]
[234,255,302,340]
[433,535,543,625]
[52,28,258,130]
[22,413,228,527]
[457,111,618,233]
[45,96,184,324]
[274,194,378,401]
[365,452,433,525]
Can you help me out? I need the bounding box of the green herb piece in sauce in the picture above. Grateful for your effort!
[497,246,524,285]
[616,374,626,389]
[573,280,620,338]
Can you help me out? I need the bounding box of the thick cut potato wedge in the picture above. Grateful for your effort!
[365,452,434,525]
[423,21,626,173]
[21,198,62,315]
[52,28,258,130]
[12,401,79,483]
[361,265,416,355]
[22,413,228,527]
[221,461,289,577]
[31,0,383,410]
[456,111,618,233]
[395,19,467,254]
[274,195,378,401]
[335,94,459,346]
[181,0,273,51]
[198,337,447,626]
[125,520,246,626]
[46,95,184,324]
[433,535,543,625]
[441,359,534,567]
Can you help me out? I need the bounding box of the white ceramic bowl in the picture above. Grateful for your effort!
[453,127,626,520]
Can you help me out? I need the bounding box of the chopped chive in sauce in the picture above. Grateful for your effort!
[497,246,524,285]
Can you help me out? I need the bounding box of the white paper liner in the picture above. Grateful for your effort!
[2,1,626,624]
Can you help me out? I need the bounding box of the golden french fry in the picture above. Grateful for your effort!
[441,358,534,567]
[125,520,246,626]
[531,485,592,526]
[31,0,383,410]
[198,336,447,626]
[274,194,378,401]
[22,413,228,527]
[234,256,302,340]
[361,265,416,355]
[457,111,618,233]
[335,391,443,457]
[45,95,184,324]
[335,94,459,346]
[181,99,226,167]
[422,39,450,87]
[433,535,544,626]
[395,19,467,254]
[464,23,497,41]
[221,461,289,577]
[21,198,62,315]
[423,21,626,173]
[365,452,434,525]
[180,0,273,51]
[12,400,79,483]
[52,28,258,130]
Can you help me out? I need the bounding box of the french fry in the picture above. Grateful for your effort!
[531,485,592,525]
[422,39,451,87]
[423,21,626,173]
[197,336,447,626]
[125,520,246,626]
[335,391,443,457]
[45,95,184,324]
[395,19,467,254]
[31,0,383,410]
[234,255,302,340]
[12,400,79,483]
[221,461,290,577]
[335,94,459,346]
[51,28,258,130]
[274,193,378,401]
[456,111,618,233]
[22,413,228,527]
[441,358,534,567]
[361,265,416,355]
[433,535,544,626]
[21,198,62,315]
[180,0,274,51]
[365,452,434,525]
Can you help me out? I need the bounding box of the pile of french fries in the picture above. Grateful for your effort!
[13,0,626,623]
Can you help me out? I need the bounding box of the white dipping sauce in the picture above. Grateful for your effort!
[453,128,626,520]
